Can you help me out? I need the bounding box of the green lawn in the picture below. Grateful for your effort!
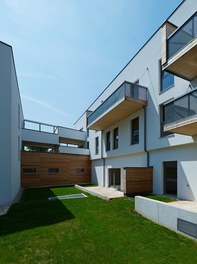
[143,194,177,203]
[0,187,196,264]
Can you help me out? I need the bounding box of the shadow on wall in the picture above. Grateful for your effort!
[0,188,74,237]
[179,161,196,201]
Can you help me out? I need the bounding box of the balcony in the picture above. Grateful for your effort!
[22,120,86,146]
[162,12,197,80]
[163,89,197,136]
[87,81,147,130]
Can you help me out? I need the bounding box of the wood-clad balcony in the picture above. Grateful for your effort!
[87,81,147,131]
[162,12,197,81]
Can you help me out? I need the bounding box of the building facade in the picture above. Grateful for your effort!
[75,0,197,201]
[0,41,24,206]
[1,0,197,206]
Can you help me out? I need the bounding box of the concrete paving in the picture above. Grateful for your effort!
[75,185,124,200]
[169,200,197,213]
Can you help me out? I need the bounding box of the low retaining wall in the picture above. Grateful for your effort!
[135,196,197,240]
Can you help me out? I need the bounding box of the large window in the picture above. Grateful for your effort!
[113,127,119,149]
[161,70,174,92]
[131,117,139,145]
[106,131,111,151]
[95,136,99,154]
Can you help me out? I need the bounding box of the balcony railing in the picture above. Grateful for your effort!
[167,12,197,59]
[164,89,197,125]
[23,120,58,134]
[87,81,147,127]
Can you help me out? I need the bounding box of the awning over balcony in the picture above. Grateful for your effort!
[162,12,197,81]
[87,81,147,130]
[163,89,197,136]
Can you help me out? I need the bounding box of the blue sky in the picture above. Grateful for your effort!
[0,0,182,127]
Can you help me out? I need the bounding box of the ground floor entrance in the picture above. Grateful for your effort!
[164,161,177,195]
[108,168,121,190]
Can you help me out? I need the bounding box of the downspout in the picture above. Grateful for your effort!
[101,131,105,187]
[143,106,150,167]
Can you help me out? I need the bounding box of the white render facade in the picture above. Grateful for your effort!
[0,41,24,206]
[75,0,197,201]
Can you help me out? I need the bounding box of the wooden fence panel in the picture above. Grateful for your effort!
[21,151,91,188]
[123,167,153,196]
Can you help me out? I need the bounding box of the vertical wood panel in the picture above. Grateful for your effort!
[161,22,177,65]
[21,151,91,188]
[123,167,153,196]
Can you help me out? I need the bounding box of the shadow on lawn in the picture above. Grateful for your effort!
[0,189,74,236]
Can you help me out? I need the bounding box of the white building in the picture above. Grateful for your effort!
[0,41,24,206]
[75,0,197,201]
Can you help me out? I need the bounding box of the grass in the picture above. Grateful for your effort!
[143,194,177,203]
[0,187,196,264]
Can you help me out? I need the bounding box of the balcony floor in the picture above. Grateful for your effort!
[88,97,146,130]
[163,38,197,80]
[164,115,197,136]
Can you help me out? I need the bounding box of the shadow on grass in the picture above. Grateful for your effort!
[0,189,74,237]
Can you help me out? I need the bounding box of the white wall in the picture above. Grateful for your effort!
[91,159,104,186]
[150,143,197,201]
[0,42,23,206]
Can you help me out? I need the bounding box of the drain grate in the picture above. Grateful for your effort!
[177,218,197,238]
[48,193,87,201]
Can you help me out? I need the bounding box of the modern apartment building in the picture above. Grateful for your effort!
[75,0,197,201]
[1,0,197,206]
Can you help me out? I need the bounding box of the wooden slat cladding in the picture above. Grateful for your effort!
[21,151,91,188]
[123,167,153,196]
[161,22,177,65]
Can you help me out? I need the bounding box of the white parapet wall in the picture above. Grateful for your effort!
[135,196,197,240]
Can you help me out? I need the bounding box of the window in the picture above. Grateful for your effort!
[48,168,59,173]
[160,60,174,92]
[76,168,85,173]
[106,131,111,151]
[95,136,99,154]
[113,127,119,149]
[131,117,139,145]
[161,71,174,91]
[160,104,172,137]
[23,168,36,174]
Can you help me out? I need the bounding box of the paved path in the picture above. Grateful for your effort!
[75,185,124,200]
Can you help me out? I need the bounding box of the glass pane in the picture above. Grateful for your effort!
[165,96,189,123]
[194,14,197,37]
[162,71,174,91]
[168,14,195,58]
[189,91,197,116]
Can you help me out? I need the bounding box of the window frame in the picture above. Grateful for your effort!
[106,131,111,151]
[159,104,173,137]
[113,127,119,150]
[131,117,139,145]
[159,60,174,93]
[95,136,99,155]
